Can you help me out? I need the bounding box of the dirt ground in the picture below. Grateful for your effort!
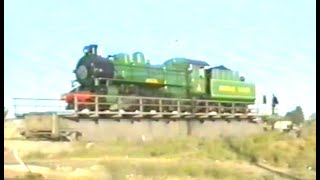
[4,141,110,180]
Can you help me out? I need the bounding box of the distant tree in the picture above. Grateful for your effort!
[285,106,305,124]
[309,113,316,120]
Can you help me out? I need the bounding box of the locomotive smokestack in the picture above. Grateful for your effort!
[91,44,98,55]
[83,44,98,55]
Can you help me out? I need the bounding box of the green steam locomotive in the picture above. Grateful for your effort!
[63,44,256,114]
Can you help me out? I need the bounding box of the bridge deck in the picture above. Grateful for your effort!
[13,95,269,122]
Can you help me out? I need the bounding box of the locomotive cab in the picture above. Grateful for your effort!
[206,65,255,103]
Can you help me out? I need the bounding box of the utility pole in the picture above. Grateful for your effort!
[272,94,279,115]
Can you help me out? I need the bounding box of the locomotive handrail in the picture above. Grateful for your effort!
[72,96,252,108]
[71,93,253,105]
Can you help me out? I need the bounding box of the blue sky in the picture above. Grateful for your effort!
[4,0,316,118]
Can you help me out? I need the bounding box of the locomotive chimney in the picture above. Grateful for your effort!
[91,44,98,55]
[83,44,98,55]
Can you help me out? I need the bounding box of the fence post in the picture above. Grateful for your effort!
[95,95,99,117]
[139,98,143,113]
[232,103,235,114]
[177,99,181,115]
[159,99,162,113]
[74,95,78,116]
[205,101,209,114]
[51,113,59,139]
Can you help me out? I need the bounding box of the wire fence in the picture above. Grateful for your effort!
[13,98,73,117]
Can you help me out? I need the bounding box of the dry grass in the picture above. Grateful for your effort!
[98,159,262,180]
[21,120,316,179]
